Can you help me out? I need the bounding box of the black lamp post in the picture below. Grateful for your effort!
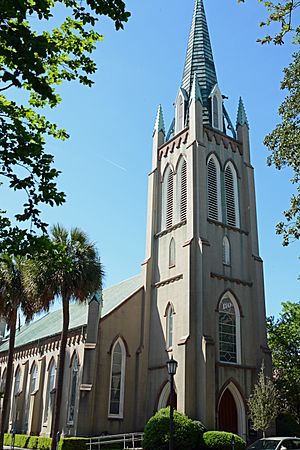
[167,356,178,450]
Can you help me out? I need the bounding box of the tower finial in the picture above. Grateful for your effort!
[236,97,249,129]
[182,0,217,117]
[153,104,165,136]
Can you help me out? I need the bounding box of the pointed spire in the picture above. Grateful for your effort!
[182,0,217,115]
[236,97,249,129]
[190,72,203,104]
[153,104,165,136]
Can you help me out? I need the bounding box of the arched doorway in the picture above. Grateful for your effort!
[218,382,247,440]
[219,389,238,434]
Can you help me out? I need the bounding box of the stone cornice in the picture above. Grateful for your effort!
[156,220,186,238]
[210,272,253,287]
[204,126,243,155]
[207,218,249,236]
[158,128,189,159]
[154,274,183,289]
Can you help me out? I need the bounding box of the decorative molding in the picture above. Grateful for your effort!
[149,364,167,371]
[204,126,243,155]
[182,238,193,247]
[203,335,214,345]
[178,335,190,346]
[154,274,183,288]
[253,254,263,263]
[210,272,252,287]
[158,128,189,159]
[207,218,249,235]
[84,343,96,350]
[156,220,187,238]
[199,237,210,247]
[80,384,92,391]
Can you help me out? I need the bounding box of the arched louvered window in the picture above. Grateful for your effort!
[162,166,174,230]
[207,155,221,221]
[219,294,241,364]
[44,359,55,423]
[165,304,175,349]
[180,159,187,222]
[213,96,219,129]
[166,169,174,229]
[223,236,230,265]
[108,338,126,418]
[169,238,176,268]
[68,354,79,423]
[225,163,240,228]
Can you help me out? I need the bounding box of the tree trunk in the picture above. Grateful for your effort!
[0,309,17,450]
[51,296,70,450]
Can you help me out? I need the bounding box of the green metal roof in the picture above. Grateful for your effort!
[236,97,249,129]
[153,104,165,136]
[0,274,143,353]
[181,0,217,124]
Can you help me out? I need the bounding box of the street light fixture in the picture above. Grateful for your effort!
[167,356,178,450]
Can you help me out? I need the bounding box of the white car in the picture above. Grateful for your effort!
[247,437,300,450]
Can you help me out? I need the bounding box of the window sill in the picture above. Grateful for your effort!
[108,415,124,421]
[156,220,187,238]
[207,218,248,235]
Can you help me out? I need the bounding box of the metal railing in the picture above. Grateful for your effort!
[87,432,144,450]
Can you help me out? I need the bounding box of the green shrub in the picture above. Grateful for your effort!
[4,433,12,446]
[143,407,206,450]
[15,434,30,448]
[37,437,52,450]
[203,431,246,450]
[59,437,90,450]
[28,436,39,449]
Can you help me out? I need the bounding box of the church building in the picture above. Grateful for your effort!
[0,0,270,442]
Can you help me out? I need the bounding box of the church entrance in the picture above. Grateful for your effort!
[218,389,238,434]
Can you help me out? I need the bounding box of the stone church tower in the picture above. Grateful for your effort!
[142,0,270,439]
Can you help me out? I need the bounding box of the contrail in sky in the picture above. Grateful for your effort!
[101,157,127,172]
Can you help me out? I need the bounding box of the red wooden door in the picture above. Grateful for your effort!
[218,389,238,434]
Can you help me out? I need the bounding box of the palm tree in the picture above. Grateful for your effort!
[26,225,104,450]
[0,255,41,450]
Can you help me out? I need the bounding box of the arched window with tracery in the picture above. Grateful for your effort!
[169,238,176,268]
[224,163,240,228]
[207,155,222,221]
[165,304,175,349]
[68,353,79,424]
[108,338,126,418]
[44,359,55,423]
[14,366,21,396]
[0,368,6,394]
[162,166,174,230]
[223,236,231,265]
[218,294,241,364]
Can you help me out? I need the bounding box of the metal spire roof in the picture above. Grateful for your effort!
[153,104,165,136]
[181,0,217,116]
[236,97,249,129]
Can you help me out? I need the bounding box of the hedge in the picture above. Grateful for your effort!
[2,434,119,450]
[143,407,206,450]
[203,431,246,450]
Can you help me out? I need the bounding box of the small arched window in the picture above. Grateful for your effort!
[68,354,79,423]
[165,304,175,349]
[225,163,240,228]
[219,294,241,364]
[30,363,38,394]
[0,368,6,393]
[213,96,219,129]
[14,366,21,396]
[169,238,176,268]
[223,237,230,265]
[44,359,55,423]
[108,338,126,418]
[180,159,187,222]
[207,155,222,221]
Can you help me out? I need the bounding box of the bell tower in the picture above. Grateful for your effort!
[142,0,270,440]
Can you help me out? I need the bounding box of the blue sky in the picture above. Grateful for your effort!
[5,0,299,318]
